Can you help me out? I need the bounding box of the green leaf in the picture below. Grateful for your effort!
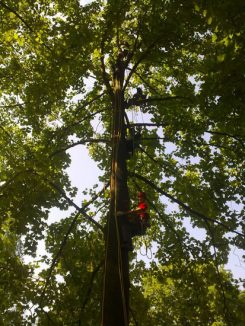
[217,53,225,62]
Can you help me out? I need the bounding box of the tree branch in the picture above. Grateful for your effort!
[206,130,244,147]
[0,1,51,51]
[79,259,104,315]
[74,92,105,115]
[141,137,167,141]
[52,106,107,142]
[0,103,24,108]
[138,145,158,164]
[38,183,108,309]
[126,68,160,95]
[50,138,110,156]
[0,169,33,192]
[129,122,244,150]
[0,1,34,32]
[129,171,244,238]
[129,307,139,326]
[0,124,13,140]
[204,221,230,319]
[48,181,107,232]
[130,123,167,128]
[123,40,159,91]
[126,95,192,108]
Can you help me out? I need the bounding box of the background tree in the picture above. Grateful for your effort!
[0,0,244,325]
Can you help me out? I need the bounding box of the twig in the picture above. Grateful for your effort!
[138,145,158,163]
[52,107,107,142]
[204,221,230,322]
[0,124,13,140]
[129,306,139,326]
[0,169,33,192]
[130,123,167,128]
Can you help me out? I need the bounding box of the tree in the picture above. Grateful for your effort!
[0,0,244,325]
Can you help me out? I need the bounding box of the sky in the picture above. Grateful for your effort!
[79,0,95,5]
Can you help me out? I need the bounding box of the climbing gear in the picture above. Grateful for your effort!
[117,191,150,238]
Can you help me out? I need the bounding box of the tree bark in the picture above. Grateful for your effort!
[101,62,130,325]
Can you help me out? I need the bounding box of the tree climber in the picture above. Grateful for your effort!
[127,87,147,107]
[118,192,150,250]
[125,127,141,159]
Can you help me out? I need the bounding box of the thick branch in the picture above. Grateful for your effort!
[129,172,244,238]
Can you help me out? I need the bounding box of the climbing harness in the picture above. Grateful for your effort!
[120,191,150,238]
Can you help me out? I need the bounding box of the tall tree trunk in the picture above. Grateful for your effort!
[101,63,130,325]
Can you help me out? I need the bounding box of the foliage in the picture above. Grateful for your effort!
[130,261,245,326]
[0,0,244,324]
